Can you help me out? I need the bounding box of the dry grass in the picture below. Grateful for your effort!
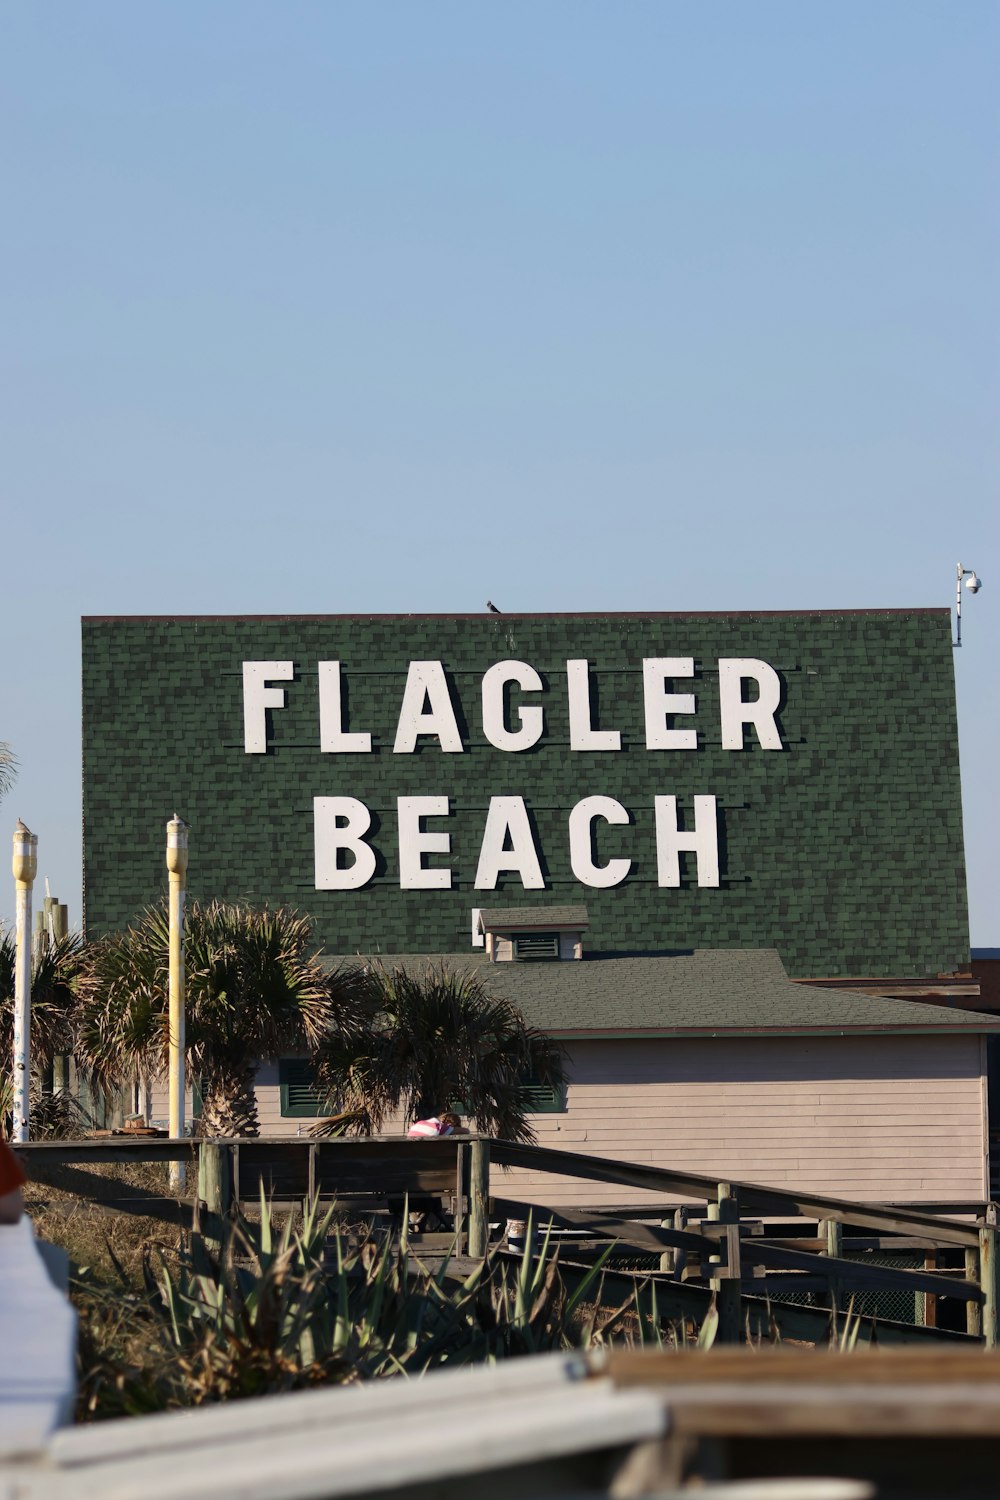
[24,1159,192,1289]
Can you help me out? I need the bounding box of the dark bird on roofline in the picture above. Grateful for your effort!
[486,600,501,613]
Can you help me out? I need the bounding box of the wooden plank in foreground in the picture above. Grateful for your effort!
[600,1349,1000,1438]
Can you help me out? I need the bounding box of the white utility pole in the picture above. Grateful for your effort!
[12,822,38,1143]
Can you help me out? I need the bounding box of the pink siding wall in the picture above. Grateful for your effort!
[498,1034,988,1208]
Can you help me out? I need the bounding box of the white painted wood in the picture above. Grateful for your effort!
[5,1355,667,1500]
[0,1218,76,1456]
[48,1352,589,1464]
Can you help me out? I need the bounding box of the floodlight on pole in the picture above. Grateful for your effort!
[954,563,983,648]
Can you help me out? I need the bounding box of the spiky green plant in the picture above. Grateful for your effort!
[74,1196,651,1419]
[315,962,565,1143]
[76,903,360,1137]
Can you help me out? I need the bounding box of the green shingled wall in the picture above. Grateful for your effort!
[81,611,969,978]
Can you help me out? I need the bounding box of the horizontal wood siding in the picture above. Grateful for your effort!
[497,1035,988,1208]
[255,1062,297,1135]
[147,1034,988,1208]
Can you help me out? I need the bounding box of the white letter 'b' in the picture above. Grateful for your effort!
[314,797,378,889]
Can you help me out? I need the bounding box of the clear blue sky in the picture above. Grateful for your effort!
[1,2,996,944]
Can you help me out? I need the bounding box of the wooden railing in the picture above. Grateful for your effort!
[14,1134,998,1347]
[486,1138,997,1347]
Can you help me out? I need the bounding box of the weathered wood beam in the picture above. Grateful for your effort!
[468,1138,490,1259]
[488,1141,982,1247]
[745,1242,983,1302]
[979,1225,1000,1347]
[491,1197,712,1257]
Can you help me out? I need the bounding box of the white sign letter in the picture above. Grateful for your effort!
[314,796,378,890]
[319,662,372,753]
[642,658,696,750]
[474,796,546,891]
[393,661,464,753]
[481,660,544,752]
[654,795,720,888]
[397,796,452,890]
[718,658,783,751]
[243,661,294,754]
[567,660,621,751]
[569,796,631,888]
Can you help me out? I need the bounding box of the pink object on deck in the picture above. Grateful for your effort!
[407,1118,454,1139]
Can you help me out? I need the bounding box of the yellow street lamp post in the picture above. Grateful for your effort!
[166,815,189,1189]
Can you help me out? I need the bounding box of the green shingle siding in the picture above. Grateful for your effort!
[81,612,969,979]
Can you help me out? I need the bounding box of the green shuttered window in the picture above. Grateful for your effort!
[278,1058,331,1118]
[520,1079,567,1113]
[450,1075,567,1117]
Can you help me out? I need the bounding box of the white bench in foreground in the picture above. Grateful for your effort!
[2,1350,666,1500]
[0,1218,76,1458]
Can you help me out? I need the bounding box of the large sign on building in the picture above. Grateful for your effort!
[82,610,969,977]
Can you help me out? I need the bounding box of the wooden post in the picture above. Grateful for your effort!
[197,1141,230,1251]
[966,1246,982,1338]
[822,1217,844,1312]
[979,1225,999,1348]
[711,1183,742,1344]
[659,1217,674,1274]
[454,1141,467,1251]
[671,1206,689,1280]
[923,1251,938,1328]
[468,1137,490,1259]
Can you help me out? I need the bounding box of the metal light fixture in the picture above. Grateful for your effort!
[954,562,983,648]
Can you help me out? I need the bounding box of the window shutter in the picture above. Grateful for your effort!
[279,1058,330,1117]
[520,1081,567,1113]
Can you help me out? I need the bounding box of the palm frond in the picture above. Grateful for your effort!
[315,960,566,1144]
[0,741,16,803]
[0,929,84,1067]
[76,901,340,1132]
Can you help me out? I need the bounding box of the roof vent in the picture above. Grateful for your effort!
[476,905,589,963]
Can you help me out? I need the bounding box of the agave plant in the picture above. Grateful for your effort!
[75,1195,643,1418]
[315,962,566,1144]
[76,902,360,1137]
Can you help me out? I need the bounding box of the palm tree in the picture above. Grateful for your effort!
[315,962,565,1145]
[0,930,82,1075]
[0,930,84,1138]
[76,902,354,1137]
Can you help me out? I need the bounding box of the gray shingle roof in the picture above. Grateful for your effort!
[477,905,589,931]
[326,948,1000,1038]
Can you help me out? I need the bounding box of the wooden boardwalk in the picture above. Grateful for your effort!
[14,1133,999,1346]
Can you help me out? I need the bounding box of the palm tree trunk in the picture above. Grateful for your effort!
[199,1063,260,1138]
